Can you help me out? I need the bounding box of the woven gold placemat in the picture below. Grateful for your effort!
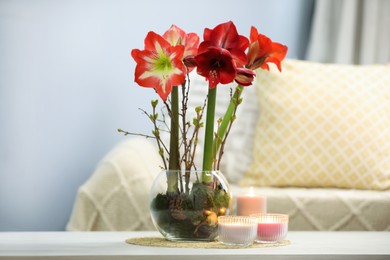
[126,237,290,249]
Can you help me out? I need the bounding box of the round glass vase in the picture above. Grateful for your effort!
[150,170,231,242]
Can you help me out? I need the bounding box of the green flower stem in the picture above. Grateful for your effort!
[214,85,243,156]
[202,87,217,181]
[167,86,180,194]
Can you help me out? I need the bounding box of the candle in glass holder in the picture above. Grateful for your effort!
[236,187,266,216]
[252,213,289,243]
[218,216,257,246]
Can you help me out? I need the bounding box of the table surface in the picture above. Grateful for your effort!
[0,231,389,260]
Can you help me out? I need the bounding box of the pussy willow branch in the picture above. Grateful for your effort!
[140,107,169,169]
[181,80,189,171]
[154,106,171,164]
[159,106,170,133]
[117,129,155,139]
[183,74,192,170]
[187,97,207,171]
[163,100,172,119]
[152,105,169,169]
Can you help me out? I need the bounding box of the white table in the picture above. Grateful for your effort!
[0,231,389,260]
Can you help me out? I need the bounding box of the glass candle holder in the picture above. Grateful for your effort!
[251,214,289,243]
[218,216,257,246]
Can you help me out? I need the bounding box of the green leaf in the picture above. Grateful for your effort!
[195,106,202,113]
[151,99,159,108]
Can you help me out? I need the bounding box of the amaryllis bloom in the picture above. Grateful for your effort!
[163,25,199,58]
[235,67,256,86]
[195,47,236,89]
[163,25,199,72]
[247,26,288,71]
[131,31,186,101]
[198,21,249,67]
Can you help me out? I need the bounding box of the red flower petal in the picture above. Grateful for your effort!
[250,26,259,43]
[246,28,288,71]
[210,21,240,50]
[163,25,186,46]
[203,28,212,41]
[162,25,199,73]
[144,31,171,52]
[195,47,236,89]
[263,42,288,71]
[198,21,249,67]
[230,48,248,67]
[183,32,200,57]
[131,32,186,101]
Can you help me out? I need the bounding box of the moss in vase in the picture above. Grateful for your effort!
[190,182,215,210]
[151,193,170,210]
[213,188,230,210]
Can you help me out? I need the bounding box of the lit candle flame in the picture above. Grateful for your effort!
[248,186,255,196]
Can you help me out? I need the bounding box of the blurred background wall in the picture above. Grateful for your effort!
[0,0,315,231]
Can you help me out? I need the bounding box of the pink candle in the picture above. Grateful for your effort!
[253,214,288,242]
[236,187,266,216]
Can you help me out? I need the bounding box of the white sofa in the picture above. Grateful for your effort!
[67,60,390,231]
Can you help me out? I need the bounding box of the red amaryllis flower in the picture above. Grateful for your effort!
[235,67,256,86]
[163,25,200,72]
[131,31,186,101]
[195,46,236,89]
[163,25,199,58]
[247,26,288,71]
[198,21,249,67]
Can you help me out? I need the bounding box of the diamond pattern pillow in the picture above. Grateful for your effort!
[241,59,390,190]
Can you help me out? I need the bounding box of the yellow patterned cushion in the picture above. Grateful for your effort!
[241,59,390,190]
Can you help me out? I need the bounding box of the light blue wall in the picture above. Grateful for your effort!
[0,0,313,231]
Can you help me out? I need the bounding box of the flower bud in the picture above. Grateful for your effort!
[235,68,256,86]
[183,55,197,69]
